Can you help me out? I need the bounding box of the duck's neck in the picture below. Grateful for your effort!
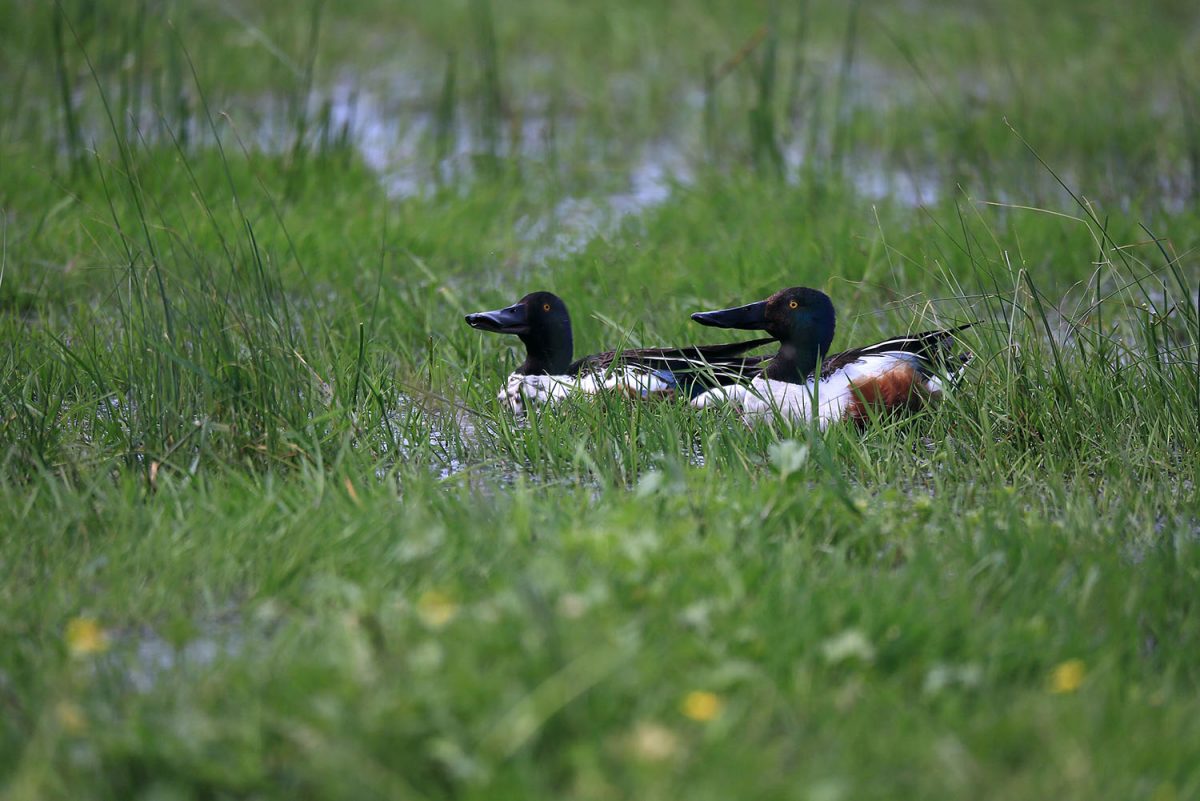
[517,327,573,376]
[764,337,825,384]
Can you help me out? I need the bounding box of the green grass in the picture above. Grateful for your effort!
[2,1,1199,799]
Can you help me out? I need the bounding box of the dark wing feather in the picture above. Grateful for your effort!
[819,324,974,378]
[570,337,774,391]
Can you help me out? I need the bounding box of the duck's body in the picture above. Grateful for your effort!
[689,287,972,428]
[466,292,771,414]
[692,332,971,428]
[496,343,766,414]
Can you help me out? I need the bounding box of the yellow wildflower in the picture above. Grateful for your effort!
[65,617,109,656]
[680,690,723,722]
[1050,659,1086,694]
[55,701,87,734]
[416,590,459,629]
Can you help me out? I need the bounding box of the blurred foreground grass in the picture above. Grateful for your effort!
[1,1,1198,798]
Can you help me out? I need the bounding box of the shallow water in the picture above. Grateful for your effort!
[121,617,244,693]
[62,58,1197,277]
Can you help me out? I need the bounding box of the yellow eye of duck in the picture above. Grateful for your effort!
[543,303,551,312]
[788,300,799,309]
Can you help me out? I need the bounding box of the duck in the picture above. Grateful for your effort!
[465,291,774,414]
[688,287,973,427]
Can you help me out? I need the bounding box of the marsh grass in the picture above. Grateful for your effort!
[2,1,1199,799]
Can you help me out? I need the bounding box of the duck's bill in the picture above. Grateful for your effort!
[465,304,528,335]
[690,300,768,331]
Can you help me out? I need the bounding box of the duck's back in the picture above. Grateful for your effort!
[571,337,774,398]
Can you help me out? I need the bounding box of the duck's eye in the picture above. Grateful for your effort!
[542,303,551,312]
[788,300,799,310]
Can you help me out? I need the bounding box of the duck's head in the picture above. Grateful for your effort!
[465,291,574,375]
[691,287,836,383]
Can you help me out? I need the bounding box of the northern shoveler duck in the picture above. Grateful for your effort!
[689,287,972,427]
[465,291,773,414]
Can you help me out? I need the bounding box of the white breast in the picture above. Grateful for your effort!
[689,376,850,427]
[499,367,678,414]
